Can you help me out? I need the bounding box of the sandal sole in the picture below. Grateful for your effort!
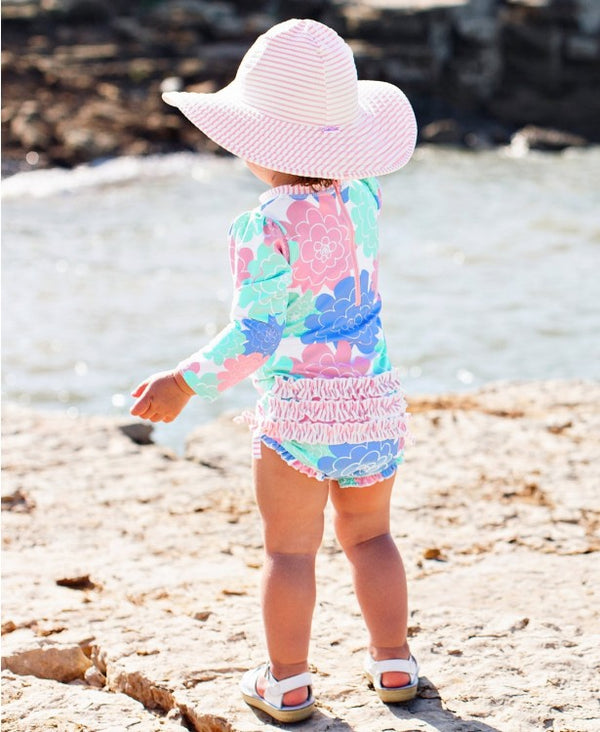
[365,671,418,703]
[241,692,315,723]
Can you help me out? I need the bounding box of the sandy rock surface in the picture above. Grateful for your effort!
[2,380,599,731]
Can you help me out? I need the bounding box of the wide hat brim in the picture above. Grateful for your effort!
[163,79,417,179]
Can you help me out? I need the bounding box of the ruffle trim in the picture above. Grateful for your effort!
[264,392,407,423]
[260,436,401,488]
[259,181,341,203]
[270,369,404,401]
[237,369,409,446]
[249,414,408,445]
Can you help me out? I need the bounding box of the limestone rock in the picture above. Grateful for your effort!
[2,383,599,730]
[119,422,155,445]
[10,101,53,150]
[84,664,106,687]
[421,118,464,144]
[1,671,185,731]
[510,124,589,152]
[1,641,92,683]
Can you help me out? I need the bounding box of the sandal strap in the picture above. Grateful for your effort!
[263,665,312,708]
[365,654,419,684]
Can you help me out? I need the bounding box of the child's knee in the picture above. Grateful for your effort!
[334,510,390,553]
[263,549,319,575]
[263,525,324,556]
[334,510,391,553]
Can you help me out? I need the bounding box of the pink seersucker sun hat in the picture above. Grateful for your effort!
[162,18,417,179]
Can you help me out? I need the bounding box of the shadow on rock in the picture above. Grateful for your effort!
[390,676,503,732]
[245,705,357,731]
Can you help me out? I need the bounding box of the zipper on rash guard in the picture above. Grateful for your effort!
[333,181,361,306]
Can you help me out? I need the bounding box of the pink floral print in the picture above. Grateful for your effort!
[217,352,268,391]
[290,342,371,378]
[287,200,353,293]
[231,244,253,287]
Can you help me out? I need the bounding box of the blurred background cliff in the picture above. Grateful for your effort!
[2,0,599,175]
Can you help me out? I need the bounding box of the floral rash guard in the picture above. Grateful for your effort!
[178,177,408,487]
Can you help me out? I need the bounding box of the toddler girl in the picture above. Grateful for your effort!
[131,18,419,723]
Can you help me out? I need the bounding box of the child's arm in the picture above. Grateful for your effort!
[130,369,195,423]
[176,212,291,397]
[130,211,290,422]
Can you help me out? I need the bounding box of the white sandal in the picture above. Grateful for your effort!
[240,663,315,723]
[364,653,419,703]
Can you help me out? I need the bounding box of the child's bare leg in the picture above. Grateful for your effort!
[253,444,329,705]
[330,475,411,688]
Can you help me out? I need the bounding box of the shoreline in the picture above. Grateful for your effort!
[3,138,599,186]
[2,379,599,731]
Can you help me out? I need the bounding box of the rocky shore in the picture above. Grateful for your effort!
[2,380,599,731]
[2,0,599,174]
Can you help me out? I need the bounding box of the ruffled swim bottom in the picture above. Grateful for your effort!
[240,369,409,488]
[260,434,404,487]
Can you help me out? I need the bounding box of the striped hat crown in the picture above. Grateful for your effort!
[237,19,359,127]
[162,19,417,178]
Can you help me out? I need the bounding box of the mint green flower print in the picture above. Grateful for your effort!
[286,238,300,262]
[247,242,286,280]
[235,241,291,320]
[203,325,246,366]
[372,336,391,372]
[350,185,378,258]
[237,276,289,320]
[283,441,332,462]
[286,291,315,335]
[182,371,220,401]
[230,212,265,244]
[264,354,294,374]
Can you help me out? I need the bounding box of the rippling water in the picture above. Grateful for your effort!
[2,147,599,451]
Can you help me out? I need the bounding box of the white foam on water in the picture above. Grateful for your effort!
[1,152,242,199]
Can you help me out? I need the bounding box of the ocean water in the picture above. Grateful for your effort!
[2,147,599,451]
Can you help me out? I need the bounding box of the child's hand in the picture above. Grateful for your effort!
[130,370,194,423]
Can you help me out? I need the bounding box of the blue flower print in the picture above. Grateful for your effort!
[317,439,399,479]
[241,316,285,356]
[301,271,381,354]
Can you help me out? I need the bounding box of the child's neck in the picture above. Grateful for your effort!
[267,171,304,188]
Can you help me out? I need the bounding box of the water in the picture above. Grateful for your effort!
[2,147,599,452]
